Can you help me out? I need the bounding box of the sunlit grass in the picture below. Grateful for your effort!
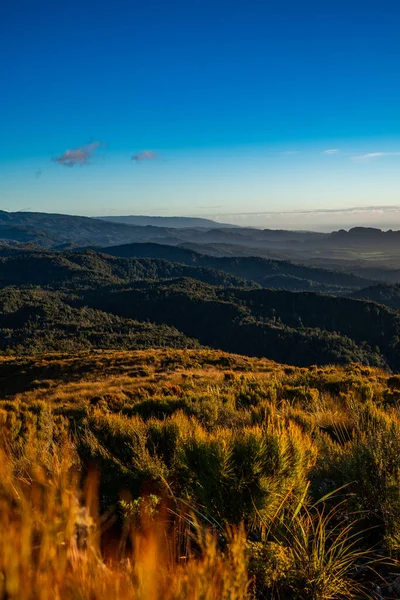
[0,349,398,598]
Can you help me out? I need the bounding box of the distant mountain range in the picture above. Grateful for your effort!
[96,215,237,228]
[1,210,400,284]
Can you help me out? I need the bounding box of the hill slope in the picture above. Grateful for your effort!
[0,246,398,368]
[352,283,400,310]
[0,287,202,355]
[1,246,399,369]
[1,348,399,598]
[96,215,236,228]
[2,211,400,286]
[92,242,374,292]
[0,247,255,289]
[0,210,186,248]
[82,278,398,369]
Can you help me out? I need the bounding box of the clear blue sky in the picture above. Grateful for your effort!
[1,0,400,229]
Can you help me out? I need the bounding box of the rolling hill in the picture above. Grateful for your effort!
[0,246,255,289]
[81,278,398,369]
[0,245,398,368]
[352,282,400,310]
[2,347,400,599]
[90,241,376,292]
[2,211,400,287]
[96,215,237,228]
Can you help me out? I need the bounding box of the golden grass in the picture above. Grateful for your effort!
[0,349,397,598]
[0,348,389,409]
[0,443,250,600]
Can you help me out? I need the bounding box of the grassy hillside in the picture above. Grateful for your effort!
[2,348,400,598]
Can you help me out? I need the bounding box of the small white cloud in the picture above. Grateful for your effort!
[53,142,103,167]
[322,149,341,155]
[352,151,400,161]
[132,150,158,162]
[280,150,298,155]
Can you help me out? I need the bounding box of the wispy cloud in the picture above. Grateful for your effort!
[322,149,341,155]
[352,151,400,161]
[132,150,157,162]
[195,205,223,209]
[53,142,103,167]
[280,150,299,155]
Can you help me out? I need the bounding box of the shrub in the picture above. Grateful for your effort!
[176,419,316,526]
[247,540,293,590]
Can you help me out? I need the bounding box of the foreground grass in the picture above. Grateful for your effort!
[0,444,249,600]
[1,349,400,598]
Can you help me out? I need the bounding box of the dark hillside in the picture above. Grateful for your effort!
[0,287,200,354]
[0,246,399,370]
[82,279,394,369]
[92,242,374,291]
[0,248,255,289]
[352,283,400,310]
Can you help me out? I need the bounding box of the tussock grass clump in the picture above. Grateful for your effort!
[0,443,251,600]
[0,348,400,597]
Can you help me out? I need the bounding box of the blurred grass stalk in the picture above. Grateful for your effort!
[0,443,250,600]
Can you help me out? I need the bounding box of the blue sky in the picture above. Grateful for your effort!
[1,0,400,229]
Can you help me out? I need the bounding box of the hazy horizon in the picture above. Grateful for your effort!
[3,205,400,233]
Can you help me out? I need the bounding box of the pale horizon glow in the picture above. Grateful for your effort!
[2,141,400,231]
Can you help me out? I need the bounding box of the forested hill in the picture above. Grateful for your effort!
[1,246,400,370]
[0,244,378,294]
[351,283,400,310]
[90,242,375,291]
[82,278,400,370]
[0,210,187,247]
[0,247,254,289]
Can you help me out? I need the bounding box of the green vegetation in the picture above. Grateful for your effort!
[0,246,255,289]
[2,226,400,597]
[92,241,373,292]
[352,282,400,310]
[0,288,201,354]
[2,348,400,597]
[1,245,400,368]
[84,277,398,369]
